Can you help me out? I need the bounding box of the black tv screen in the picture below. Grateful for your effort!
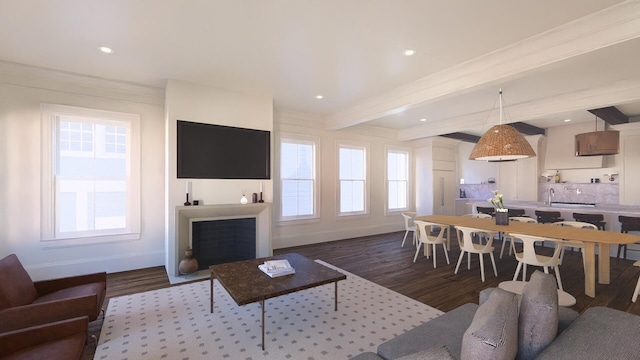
[177,120,271,179]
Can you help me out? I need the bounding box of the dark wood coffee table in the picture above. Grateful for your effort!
[209,252,347,350]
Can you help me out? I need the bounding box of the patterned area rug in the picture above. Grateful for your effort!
[95,261,443,359]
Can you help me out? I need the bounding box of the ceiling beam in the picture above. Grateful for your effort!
[510,122,546,136]
[397,76,640,141]
[588,106,629,125]
[325,2,640,131]
[440,133,481,143]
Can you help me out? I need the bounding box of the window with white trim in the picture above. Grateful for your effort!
[338,144,367,215]
[387,148,409,211]
[280,135,318,220]
[41,104,140,244]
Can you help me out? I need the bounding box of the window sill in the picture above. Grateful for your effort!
[276,217,321,226]
[41,232,140,249]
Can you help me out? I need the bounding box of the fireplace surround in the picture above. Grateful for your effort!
[172,203,272,278]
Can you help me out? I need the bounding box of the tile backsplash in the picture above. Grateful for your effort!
[459,183,498,200]
[538,182,619,205]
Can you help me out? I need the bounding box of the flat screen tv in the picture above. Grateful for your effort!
[177,120,270,179]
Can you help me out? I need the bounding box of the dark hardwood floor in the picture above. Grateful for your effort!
[83,231,640,359]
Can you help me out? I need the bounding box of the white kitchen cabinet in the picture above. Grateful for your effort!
[415,138,457,215]
[497,135,540,201]
[621,132,640,206]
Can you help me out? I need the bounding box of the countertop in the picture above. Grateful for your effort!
[462,199,640,215]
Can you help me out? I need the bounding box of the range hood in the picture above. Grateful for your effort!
[575,130,619,156]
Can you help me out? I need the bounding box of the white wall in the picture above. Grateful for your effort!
[164,79,273,276]
[0,63,166,280]
[456,142,497,185]
[272,111,409,248]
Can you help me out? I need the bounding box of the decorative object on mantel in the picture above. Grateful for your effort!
[179,248,198,275]
[469,89,536,161]
[252,192,258,203]
[488,190,509,225]
[184,181,191,206]
[604,173,618,182]
[259,182,264,203]
[240,191,248,204]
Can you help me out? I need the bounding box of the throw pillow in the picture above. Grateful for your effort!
[461,287,519,360]
[517,270,559,360]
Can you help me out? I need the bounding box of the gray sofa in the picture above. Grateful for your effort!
[354,271,640,360]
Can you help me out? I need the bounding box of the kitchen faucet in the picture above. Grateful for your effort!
[548,188,555,205]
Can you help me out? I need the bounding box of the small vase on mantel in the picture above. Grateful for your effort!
[179,248,199,275]
[495,209,509,226]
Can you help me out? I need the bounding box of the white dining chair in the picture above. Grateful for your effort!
[500,216,537,259]
[413,220,450,267]
[509,233,564,291]
[552,221,597,265]
[401,212,418,247]
[454,226,498,282]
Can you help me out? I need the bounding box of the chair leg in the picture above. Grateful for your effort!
[402,230,409,247]
[413,242,422,263]
[489,252,498,277]
[442,243,450,265]
[467,252,471,270]
[559,247,566,265]
[431,243,437,267]
[523,264,528,281]
[554,265,564,291]
[633,276,640,303]
[513,261,522,281]
[479,254,486,282]
[500,237,507,259]
[455,251,465,274]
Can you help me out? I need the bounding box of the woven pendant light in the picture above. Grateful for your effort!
[469,90,536,161]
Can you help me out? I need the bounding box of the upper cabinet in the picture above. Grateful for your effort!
[545,122,605,169]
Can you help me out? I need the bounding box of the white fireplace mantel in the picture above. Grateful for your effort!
[170,203,272,279]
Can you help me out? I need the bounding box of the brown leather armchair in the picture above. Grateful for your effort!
[0,254,106,333]
[0,316,88,360]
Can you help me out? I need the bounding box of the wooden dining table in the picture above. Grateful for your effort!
[416,214,640,298]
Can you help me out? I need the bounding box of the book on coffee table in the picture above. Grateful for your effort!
[258,259,296,278]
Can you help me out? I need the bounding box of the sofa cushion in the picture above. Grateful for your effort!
[0,254,38,309]
[377,303,479,360]
[461,288,519,360]
[396,346,456,360]
[536,306,640,360]
[517,271,558,360]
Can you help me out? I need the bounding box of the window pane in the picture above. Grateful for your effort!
[387,151,408,210]
[280,139,316,219]
[55,115,130,236]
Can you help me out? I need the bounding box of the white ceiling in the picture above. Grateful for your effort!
[1,0,639,139]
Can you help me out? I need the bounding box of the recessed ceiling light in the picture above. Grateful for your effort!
[315,95,323,99]
[563,119,572,122]
[403,49,416,56]
[420,118,427,122]
[98,46,113,54]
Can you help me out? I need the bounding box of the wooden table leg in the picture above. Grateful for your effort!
[261,300,265,351]
[598,242,611,284]
[583,243,596,298]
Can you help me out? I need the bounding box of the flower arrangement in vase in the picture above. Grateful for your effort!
[488,190,509,225]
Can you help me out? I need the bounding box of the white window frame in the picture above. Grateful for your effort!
[337,141,369,217]
[385,146,411,214]
[40,104,141,247]
[277,133,320,223]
